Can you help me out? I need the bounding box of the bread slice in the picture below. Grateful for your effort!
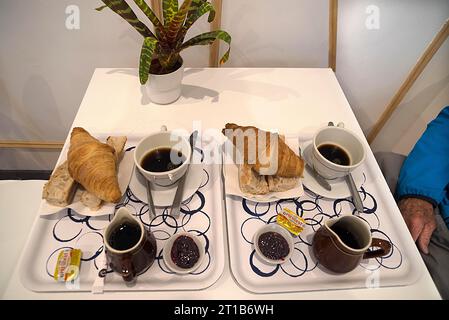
[42,161,77,206]
[106,136,127,161]
[267,175,299,192]
[239,164,269,195]
[80,191,103,211]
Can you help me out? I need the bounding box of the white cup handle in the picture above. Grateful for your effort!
[160,125,168,132]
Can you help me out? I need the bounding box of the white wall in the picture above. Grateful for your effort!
[337,0,449,155]
[221,0,328,68]
[1,0,448,170]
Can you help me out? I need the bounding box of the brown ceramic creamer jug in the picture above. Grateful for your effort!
[312,215,391,273]
[104,207,157,282]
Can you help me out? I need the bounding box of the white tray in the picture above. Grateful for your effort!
[225,141,423,294]
[19,137,225,292]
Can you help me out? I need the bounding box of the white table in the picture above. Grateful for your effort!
[1,68,441,299]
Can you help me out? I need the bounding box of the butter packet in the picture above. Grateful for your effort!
[277,208,306,236]
[54,248,82,282]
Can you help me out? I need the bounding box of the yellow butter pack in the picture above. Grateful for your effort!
[277,208,306,236]
[53,248,82,282]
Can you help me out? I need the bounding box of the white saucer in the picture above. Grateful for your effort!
[301,142,365,199]
[129,158,204,207]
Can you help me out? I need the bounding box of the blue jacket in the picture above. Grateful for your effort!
[396,106,449,228]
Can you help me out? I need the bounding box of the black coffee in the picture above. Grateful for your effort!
[141,147,186,172]
[109,222,141,251]
[318,143,350,166]
[330,222,363,249]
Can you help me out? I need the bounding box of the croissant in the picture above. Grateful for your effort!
[67,127,121,203]
[222,123,304,177]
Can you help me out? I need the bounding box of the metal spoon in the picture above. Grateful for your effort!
[170,131,198,218]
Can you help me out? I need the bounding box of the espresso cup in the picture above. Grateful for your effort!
[311,126,365,179]
[104,207,157,282]
[312,215,391,273]
[134,127,191,187]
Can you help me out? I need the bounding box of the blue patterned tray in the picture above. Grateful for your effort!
[20,139,225,292]
[226,161,423,293]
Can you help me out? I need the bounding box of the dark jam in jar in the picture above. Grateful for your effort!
[171,235,200,269]
[257,231,290,261]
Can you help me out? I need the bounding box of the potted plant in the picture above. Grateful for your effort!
[96,0,231,104]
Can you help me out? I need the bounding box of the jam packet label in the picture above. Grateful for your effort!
[54,248,82,282]
[276,208,306,236]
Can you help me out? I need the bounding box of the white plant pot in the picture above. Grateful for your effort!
[144,62,184,105]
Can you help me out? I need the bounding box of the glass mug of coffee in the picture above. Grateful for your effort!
[104,207,157,282]
[134,127,192,187]
[312,215,391,273]
[311,126,366,179]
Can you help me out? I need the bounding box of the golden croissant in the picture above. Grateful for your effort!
[68,127,121,203]
[222,123,304,177]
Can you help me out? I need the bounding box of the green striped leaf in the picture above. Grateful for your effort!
[165,0,192,45]
[139,37,158,84]
[177,0,215,45]
[99,0,154,38]
[162,0,178,25]
[95,5,108,11]
[133,0,162,28]
[180,30,231,64]
[186,0,215,27]
[184,0,205,17]
[132,0,171,47]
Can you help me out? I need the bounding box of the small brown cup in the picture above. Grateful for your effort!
[312,215,391,273]
[104,207,157,282]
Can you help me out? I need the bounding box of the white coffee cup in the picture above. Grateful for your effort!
[134,127,191,187]
[311,126,365,180]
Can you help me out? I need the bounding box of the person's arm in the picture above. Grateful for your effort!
[396,106,449,253]
[397,106,449,203]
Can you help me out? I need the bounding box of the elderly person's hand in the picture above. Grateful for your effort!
[398,197,436,254]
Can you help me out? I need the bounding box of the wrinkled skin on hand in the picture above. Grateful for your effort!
[398,198,436,254]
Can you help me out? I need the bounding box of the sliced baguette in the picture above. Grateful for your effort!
[42,161,77,207]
